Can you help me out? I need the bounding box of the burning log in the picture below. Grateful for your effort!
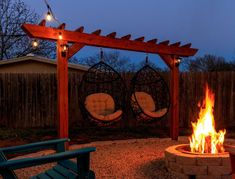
[189,84,226,154]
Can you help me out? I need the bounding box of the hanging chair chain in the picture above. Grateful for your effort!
[100,48,104,62]
[145,53,149,64]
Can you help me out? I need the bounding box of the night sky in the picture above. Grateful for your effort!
[23,0,235,67]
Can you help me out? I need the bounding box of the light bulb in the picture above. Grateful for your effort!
[175,58,181,67]
[176,59,181,64]
[46,11,52,21]
[32,40,38,48]
[61,44,68,57]
[58,32,63,40]
[62,45,67,51]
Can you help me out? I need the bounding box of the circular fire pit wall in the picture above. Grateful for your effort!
[164,144,232,179]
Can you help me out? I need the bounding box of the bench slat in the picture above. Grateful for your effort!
[0,138,95,179]
[59,160,77,172]
[37,173,51,179]
[29,176,38,179]
[59,159,95,179]
[46,169,66,179]
[2,139,68,154]
[0,148,95,170]
[53,165,77,179]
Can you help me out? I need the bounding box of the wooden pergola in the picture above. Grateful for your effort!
[22,20,198,140]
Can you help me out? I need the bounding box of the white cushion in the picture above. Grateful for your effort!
[85,93,115,115]
[132,91,167,118]
[89,110,122,121]
[131,92,155,111]
[85,93,122,121]
[144,108,167,118]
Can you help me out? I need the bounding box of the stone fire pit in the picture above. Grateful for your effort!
[165,144,232,179]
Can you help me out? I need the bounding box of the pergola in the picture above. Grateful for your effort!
[22,20,198,140]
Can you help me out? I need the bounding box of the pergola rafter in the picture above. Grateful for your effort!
[22,21,197,59]
[22,20,198,141]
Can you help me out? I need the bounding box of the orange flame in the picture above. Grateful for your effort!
[189,84,226,154]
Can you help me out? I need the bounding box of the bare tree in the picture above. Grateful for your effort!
[77,51,166,72]
[0,0,55,60]
[78,51,137,72]
[182,54,235,72]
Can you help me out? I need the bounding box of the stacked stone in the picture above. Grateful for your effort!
[165,144,232,179]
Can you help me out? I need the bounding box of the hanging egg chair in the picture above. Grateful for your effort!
[130,56,170,122]
[78,50,126,126]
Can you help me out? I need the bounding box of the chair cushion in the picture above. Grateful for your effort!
[131,92,155,112]
[85,93,115,116]
[89,110,123,121]
[144,108,167,118]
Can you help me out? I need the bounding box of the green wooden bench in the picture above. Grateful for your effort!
[0,138,96,179]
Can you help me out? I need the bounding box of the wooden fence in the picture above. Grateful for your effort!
[0,72,234,129]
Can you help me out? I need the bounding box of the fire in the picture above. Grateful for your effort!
[189,84,226,154]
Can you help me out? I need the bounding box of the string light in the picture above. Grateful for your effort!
[46,11,52,21]
[58,32,63,40]
[32,39,39,48]
[175,57,182,67]
[43,0,60,24]
[61,44,69,57]
[62,45,68,52]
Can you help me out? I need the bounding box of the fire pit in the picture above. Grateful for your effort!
[165,84,232,178]
[165,144,231,179]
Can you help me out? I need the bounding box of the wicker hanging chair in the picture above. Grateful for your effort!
[78,52,126,126]
[130,57,170,122]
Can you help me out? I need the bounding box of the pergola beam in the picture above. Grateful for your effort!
[22,24,197,58]
[134,36,145,42]
[39,20,46,26]
[121,34,131,40]
[170,42,181,47]
[57,23,66,29]
[147,39,157,44]
[106,32,116,38]
[92,29,101,35]
[181,43,191,48]
[75,26,84,32]
[159,40,170,45]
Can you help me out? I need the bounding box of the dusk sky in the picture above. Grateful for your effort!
[23,0,235,67]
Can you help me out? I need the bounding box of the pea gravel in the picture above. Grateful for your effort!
[4,137,235,179]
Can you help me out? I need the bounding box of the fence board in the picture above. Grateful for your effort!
[0,72,234,129]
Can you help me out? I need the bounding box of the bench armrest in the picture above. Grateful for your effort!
[1,138,69,155]
[0,147,95,170]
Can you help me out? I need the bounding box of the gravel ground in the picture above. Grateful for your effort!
[4,136,234,179]
[71,137,189,179]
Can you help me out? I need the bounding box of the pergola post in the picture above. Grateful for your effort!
[57,40,69,139]
[160,54,179,140]
[170,58,179,140]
